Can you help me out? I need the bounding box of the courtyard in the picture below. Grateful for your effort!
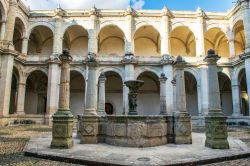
[0,125,249,166]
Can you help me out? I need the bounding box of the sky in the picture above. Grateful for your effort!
[21,0,236,12]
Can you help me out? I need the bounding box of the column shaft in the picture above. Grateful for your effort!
[125,12,133,53]
[85,65,98,115]
[97,75,106,115]
[21,37,29,55]
[161,15,170,55]
[241,1,250,51]
[245,58,250,114]
[199,66,209,115]
[196,16,205,57]
[4,0,17,42]
[232,84,241,116]
[53,19,62,55]
[59,63,70,109]
[229,40,235,58]
[16,81,26,114]
[159,75,167,114]
[47,62,60,115]
[0,21,6,40]
[175,67,187,112]
[163,65,174,113]
[123,64,134,114]
[88,13,98,54]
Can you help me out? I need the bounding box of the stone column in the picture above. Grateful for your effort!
[51,49,74,149]
[122,53,136,115]
[84,53,98,115]
[196,7,205,57]
[199,63,209,115]
[16,77,26,115]
[47,60,60,116]
[204,49,229,149]
[229,39,235,58]
[125,6,134,54]
[161,7,170,55]
[232,84,241,116]
[159,73,168,115]
[244,57,250,113]
[173,56,192,144]
[0,21,6,40]
[4,0,17,43]
[53,18,63,56]
[97,73,106,115]
[241,0,250,52]
[161,54,174,114]
[21,37,28,57]
[88,7,98,54]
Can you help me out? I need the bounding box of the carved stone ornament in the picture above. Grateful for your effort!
[160,54,174,64]
[122,52,137,64]
[86,52,97,63]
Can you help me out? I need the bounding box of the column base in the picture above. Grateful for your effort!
[205,112,229,149]
[174,112,192,144]
[78,116,100,144]
[51,110,74,149]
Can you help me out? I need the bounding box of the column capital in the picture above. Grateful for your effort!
[86,52,98,67]
[159,73,168,83]
[121,53,137,64]
[99,72,106,82]
[204,49,220,64]
[160,54,174,65]
[59,49,72,63]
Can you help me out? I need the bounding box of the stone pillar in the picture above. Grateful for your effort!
[196,7,205,57]
[4,0,17,43]
[88,7,98,54]
[173,56,192,144]
[159,73,168,115]
[232,84,241,116]
[51,49,74,149]
[97,73,106,115]
[161,54,174,114]
[0,21,6,40]
[122,53,136,115]
[161,7,170,55]
[84,53,98,115]
[229,39,235,58]
[47,60,60,116]
[204,49,229,149]
[21,37,28,57]
[16,77,26,115]
[125,6,134,54]
[53,18,63,56]
[199,64,209,115]
[244,57,250,113]
[241,0,250,52]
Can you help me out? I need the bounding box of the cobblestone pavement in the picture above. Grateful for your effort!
[0,125,249,166]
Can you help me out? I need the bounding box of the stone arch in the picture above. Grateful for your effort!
[135,67,160,80]
[62,22,89,37]
[233,20,246,56]
[27,22,54,37]
[102,70,123,115]
[25,67,48,77]
[99,21,125,35]
[98,25,125,56]
[184,71,199,116]
[28,25,54,56]
[134,25,161,57]
[170,26,196,57]
[63,24,89,57]
[137,71,160,115]
[134,21,160,35]
[218,72,233,116]
[13,17,26,53]
[70,67,86,80]
[24,70,48,115]
[205,27,230,57]
[70,70,86,116]
[98,67,124,82]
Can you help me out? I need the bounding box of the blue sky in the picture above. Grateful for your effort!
[23,0,236,12]
[141,0,235,12]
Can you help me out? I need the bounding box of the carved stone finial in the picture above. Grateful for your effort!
[162,6,171,16]
[160,54,174,64]
[126,6,134,16]
[196,6,205,17]
[90,5,97,15]
[204,49,220,63]
[122,52,137,64]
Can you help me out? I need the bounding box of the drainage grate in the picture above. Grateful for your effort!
[137,157,150,162]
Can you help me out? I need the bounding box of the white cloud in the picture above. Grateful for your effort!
[21,0,145,10]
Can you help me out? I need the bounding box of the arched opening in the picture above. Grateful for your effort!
[9,67,19,114]
[104,71,123,115]
[205,28,229,57]
[13,17,25,53]
[137,71,160,115]
[28,26,53,56]
[233,20,246,56]
[238,69,249,116]
[70,71,85,116]
[63,25,88,57]
[170,26,196,57]
[134,26,161,56]
[24,71,48,115]
[218,72,233,116]
[184,71,198,116]
[98,25,125,56]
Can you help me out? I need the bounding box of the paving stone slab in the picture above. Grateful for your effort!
[24,133,250,166]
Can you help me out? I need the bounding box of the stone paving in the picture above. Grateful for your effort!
[25,130,250,166]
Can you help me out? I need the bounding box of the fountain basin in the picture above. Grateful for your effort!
[78,115,174,147]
